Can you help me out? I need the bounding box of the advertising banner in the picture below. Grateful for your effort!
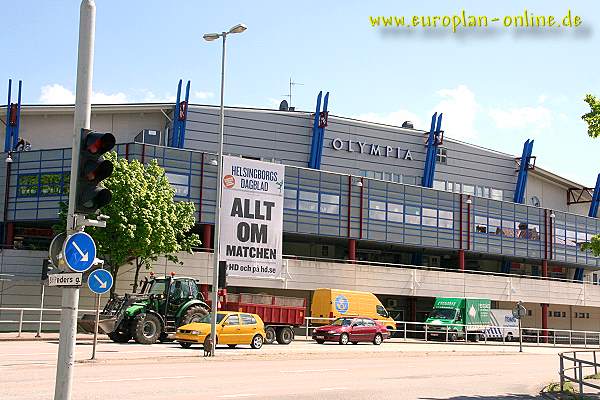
[219,156,285,278]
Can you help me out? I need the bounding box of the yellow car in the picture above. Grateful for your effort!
[175,311,266,349]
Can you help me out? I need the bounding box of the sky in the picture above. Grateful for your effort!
[1,0,599,186]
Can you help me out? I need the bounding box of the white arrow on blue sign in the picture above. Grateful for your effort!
[63,232,97,273]
[87,269,113,294]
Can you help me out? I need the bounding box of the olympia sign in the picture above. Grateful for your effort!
[219,156,284,279]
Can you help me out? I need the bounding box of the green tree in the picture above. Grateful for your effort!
[582,94,600,256]
[582,94,600,138]
[56,152,200,292]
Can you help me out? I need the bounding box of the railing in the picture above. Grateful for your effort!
[0,307,96,336]
[559,350,600,396]
[302,317,600,348]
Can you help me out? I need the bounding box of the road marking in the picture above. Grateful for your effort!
[280,368,349,373]
[320,387,349,391]
[217,395,257,398]
[85,375,195,383]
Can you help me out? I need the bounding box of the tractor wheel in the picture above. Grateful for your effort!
[276,326,293,345]
[159,332,173,343]
[133,314,162,344]
[180,305,209,326]
[108,330,131,343]
[265,327,276,344]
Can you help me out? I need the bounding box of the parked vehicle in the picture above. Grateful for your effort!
[310,288,396,332]
[215,292,306,345]
[175,311,266,349]
[78,274,210,344]
[483,309,520,341]
[312,316,389,345]
[425,297,491,341]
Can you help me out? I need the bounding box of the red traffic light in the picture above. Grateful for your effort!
[83,131,116,155]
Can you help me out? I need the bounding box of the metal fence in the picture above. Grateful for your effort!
[0,307,96,336]
[302,317,600,348]
[559,350,600,396]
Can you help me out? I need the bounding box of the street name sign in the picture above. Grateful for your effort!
[87,269,113,294]
[48,273,83,287]
[63,232,96,273]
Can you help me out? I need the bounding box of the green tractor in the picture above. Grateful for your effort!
[79,274,210,344]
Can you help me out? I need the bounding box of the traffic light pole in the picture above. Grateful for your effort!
[54,1,95,400]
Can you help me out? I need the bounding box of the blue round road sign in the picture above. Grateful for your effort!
[63,232,96,273]
[88,269,113,295]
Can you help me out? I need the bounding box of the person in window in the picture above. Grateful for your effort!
[14,138,31,152]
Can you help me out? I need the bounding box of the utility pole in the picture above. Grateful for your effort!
[282,77,303,108]
[54,1,95,399]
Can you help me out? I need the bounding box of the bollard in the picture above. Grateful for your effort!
[559,355,565,391]
[585,332,588,348]
[579,362,584,395]
[570,331,572,347]
[305,318,309,339]
[17,309,24,337]
[425,324,428,342]
[403,322,407,341]
[594,351,598,375]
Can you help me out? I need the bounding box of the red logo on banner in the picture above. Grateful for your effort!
[223,175,235,188]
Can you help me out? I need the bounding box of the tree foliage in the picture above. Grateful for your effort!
[582,236,600,257]
[57,152,200,290]
[582,94,600,138]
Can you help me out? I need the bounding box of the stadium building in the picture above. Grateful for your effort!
[1,81,600,334]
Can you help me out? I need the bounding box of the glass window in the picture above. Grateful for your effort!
[284,189,297,209]
[376,305,388,318]
[436,147,447,164]
[566,230,577,247]
[501,220,515,237]
[489,218,501,235]
[189,281,199,299]
[475,215,488,233]
[554,228,566,245]
[320,193,340,215]
[299,191,318,201]
[491,189,503,201]
[475,186,483,197]
[165,172,190,197]
[463,184,475,195]
[225,314,240,325]
[369,200,386,221]
[453,183,461,193]
[483,187,490,198]
[241,314,257,325]
[298,191,318,212]
[384,172,394,182]
[422,207,437,227]
[18,173,70,197]
[18,174,39,197]
[433,180,446,191]
[438,210,453,229]
[405,206,420,225]
[299,200,318,212]
[447,182,454,192]
[373,171,383,180]
[388,203,403,223]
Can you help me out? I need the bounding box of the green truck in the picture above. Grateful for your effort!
[425,297,491,342]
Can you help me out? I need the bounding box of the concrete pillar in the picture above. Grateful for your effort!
[348,238,356,261]
[541,303,549,343]
[409,297,417,322]
[458,249,465,271]
[202,224,213,251]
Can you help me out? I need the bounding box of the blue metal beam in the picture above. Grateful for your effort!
[178,80,190,148]
[314,92,329,169]
[308,91,322,169]
[513,139,534,204]
[589,173,600,218]
[171,79,182,148]
[422,112,442,188]
[4,79,12,152]
[13,80,21,148]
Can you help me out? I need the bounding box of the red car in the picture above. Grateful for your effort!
[312,316,390,345]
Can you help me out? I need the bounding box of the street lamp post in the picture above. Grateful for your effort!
[203,23,247,357]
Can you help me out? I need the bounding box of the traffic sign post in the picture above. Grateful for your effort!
[88,269,112,360]
[513,301,527,353]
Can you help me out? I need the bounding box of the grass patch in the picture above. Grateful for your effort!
[584,372,600,380]
[544,381,575,394]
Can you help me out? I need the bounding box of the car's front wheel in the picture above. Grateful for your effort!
[373,333,383,345]
[339,333,349,345]
[179,342,192,349]
[315,339,325,344]
[251,334,264,349]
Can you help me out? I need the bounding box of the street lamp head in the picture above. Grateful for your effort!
[550,212,556,219]
[228,23,247,34]
[5,152,13,163]
[203,33,221,42]
[210,159,218,166]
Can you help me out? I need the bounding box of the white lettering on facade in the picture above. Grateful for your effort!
[331,138,413,161]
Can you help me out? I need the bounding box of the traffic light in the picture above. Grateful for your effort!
[75,129,116,214]
[41,259,54,281]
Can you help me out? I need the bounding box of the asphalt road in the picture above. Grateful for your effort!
[0,339,563,399]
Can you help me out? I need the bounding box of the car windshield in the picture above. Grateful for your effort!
[429,309,457,320]
[196,313,226,324]
[148,280,167,295]
[330,318,353,326]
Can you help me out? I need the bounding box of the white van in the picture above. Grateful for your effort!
[483,309,520,341]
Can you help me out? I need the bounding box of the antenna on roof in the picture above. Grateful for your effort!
[282,77,303,109]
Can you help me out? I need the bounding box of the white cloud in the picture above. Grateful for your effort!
[140,90,176,103]
[193,91,214,100]
[38,84,128,104]
[431,85,478,140]
[488,105,552,136]
[353,109,423,129]
[39,84,75,104]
